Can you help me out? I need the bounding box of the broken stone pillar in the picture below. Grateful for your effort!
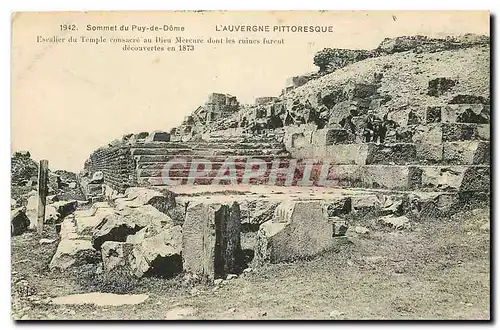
[255,201,342,264]
[182,201,241,279]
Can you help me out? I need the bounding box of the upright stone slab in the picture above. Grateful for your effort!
[182,201,241,279]
[255,201,337,264]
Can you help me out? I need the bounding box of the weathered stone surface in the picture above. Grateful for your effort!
[427,78,456,97]
[324,197,352,217]
[100,241,136,280]
[353,226,370,234]
[408,192,463,218]
[46,195,59,204]
[25,194,61,228]
[361,166,410,190]
[25,195,38,230]
[255,201,336,264]
[11,207,30,236]
[90,171,104,184]
[426,105,490,124]
[351,194,381,215]
[182,201,241,279]
[59,215,79,240]
[49,239,100,270]
[75,207,115,236]
[51,200,78,219]
[45,205,60,223]
[378,215,411,229]
[145,131,171,142]
[92,205,171,250]
[366,143,417,165]
[413,166,489,192]
[239,200,280,227]
[415,143,443,163]
[125,225,183,278]
[312,128,352,145]
[412,123,489,145]
[442,141,490,165]
[323,144,371,165]
[124,187,176,214]
[332,219,349,236]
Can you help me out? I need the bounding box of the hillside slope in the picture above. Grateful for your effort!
[285,45,489,125]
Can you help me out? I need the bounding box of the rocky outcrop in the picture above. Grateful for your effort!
[313,48,376,73]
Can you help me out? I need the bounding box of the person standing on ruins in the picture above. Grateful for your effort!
[340,108,358,139]
[362,110,377,142]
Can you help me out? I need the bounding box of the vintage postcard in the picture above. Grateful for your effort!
[11,11,490,320]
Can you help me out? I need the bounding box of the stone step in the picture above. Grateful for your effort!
[401,123,489,143]
[131,147,288,157]
[137,164,490,193]
[144,183,489,220]
[290,140,489,166]
[203,135,283,142]
[136,155,291,165]
[426,104,490,124]
[131,141,284,150]
[137,160,292,170]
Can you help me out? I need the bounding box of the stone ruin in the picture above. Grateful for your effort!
[47,34,490,283]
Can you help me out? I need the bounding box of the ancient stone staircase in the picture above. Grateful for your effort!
[134,131,290,186]
[281,103,490,197]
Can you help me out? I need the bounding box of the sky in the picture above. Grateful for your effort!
[11,11,489,172]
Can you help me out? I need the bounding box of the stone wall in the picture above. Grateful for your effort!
[84,145,136,194]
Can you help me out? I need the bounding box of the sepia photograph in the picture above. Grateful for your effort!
[10,10,491,320]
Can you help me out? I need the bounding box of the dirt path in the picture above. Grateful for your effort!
[11,208,490,320]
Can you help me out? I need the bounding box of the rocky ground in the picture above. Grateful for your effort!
[11,207,490,320]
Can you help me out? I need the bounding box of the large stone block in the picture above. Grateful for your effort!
[182,201,241,279]
[323,144,371,165]
[100,241,136,281]
[365,143,417,165]
[426,105,490,124]
[49,239,100,270]
[412,123,489,144]
[255,201,337,264]
[125,225,183,278]
[442,141,490,165]
[239,200,280,228]
[100,225,183,279]
[51,200,78,219]
[311,128,352,146]
[411,166,490,192]
[415,143,443,163]
[408,192,462,218]
[92,205,171,250]
[11,207,30,236]
[124,187,176,214]
[145,131,171,142]
[361,166,411,190]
